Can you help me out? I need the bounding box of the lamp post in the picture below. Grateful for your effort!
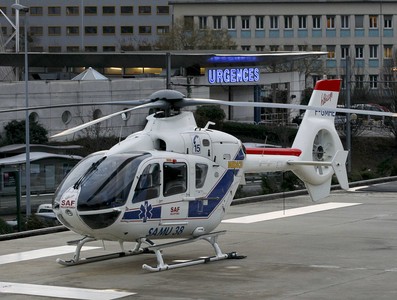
[12,3,31,216]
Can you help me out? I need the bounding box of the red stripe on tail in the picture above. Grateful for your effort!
[246,148,302,156]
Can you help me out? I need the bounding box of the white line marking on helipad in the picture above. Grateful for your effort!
[0,282,135,300]
[0,246,99,265]
[222,202,361,224]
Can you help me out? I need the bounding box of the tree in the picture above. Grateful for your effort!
[194,105,226,129]
[3,119,48,144]
[155,18,236,50]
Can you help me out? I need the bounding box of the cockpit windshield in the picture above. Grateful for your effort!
[53,151,150,211]
[78,153,150,211]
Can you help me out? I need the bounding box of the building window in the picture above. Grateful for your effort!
[62,111,72,125]
[227,16,236,30]
[199,17,207,29]
[355,75,364,89]
[121,26,133,34]
[256,16,264,29]
[298,16,307,29]
[326,15,335,29]
[102,6,115,15]
[270,45,279,51]
[369,45,378,59]
[103,46,116,52]
[48,6,61,16]
[384,15,393,29]
[241,16,250,30]
[139,6,151,14]
[284,16,293,29]
[157,6,169,14]
[384,74,393,88]
[139,26,152,34]
[256,45,265,51]
[384,45,393,58]
[355,45,364,59]
[120,6,133,14]
[312,45,322,51]
[84,6,97,15]
[270,16,279,29]
[213,16,222,30]
[355,15,364,28]
[30,26,43,36]
[157,26,169,34]
[284,45,294,51]
[341,45,350,59]
[313,16,321,29]
[66,6,79,16]
[369,75,378,89]
[67,46,79,52]
[369,15,378,28]
[298,45,307,51]
[85,46,97,52]
[85,26,97,35]
[241,45,251,51]
[49,46,61,53]
[30,7,43,16]
[66,26,79,35]
[48,26,61,35]
[103,26,115,35]
[327,45,336,59]
[184,16,194,30]
[341,15,349,28]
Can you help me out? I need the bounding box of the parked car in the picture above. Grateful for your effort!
[35,203,57,221]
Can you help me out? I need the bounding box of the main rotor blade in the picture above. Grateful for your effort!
[50,101,166,139]
[0,99,151,114]
[183,98,397,118]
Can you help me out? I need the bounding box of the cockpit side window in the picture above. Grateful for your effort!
[132,163,160,203]
[163,162,187,197]
[195,163,208,188]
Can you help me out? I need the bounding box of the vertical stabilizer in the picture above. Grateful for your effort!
[290,79,349,201]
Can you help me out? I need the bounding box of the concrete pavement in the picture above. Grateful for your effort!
[0,183,397,299]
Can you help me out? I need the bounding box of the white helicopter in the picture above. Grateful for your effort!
[20,79,395,271]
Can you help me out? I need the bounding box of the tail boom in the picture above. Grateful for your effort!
[242,79,349,202]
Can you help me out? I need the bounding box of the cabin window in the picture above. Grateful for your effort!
[195,163,208,188]
[132,163,160,203]
[163,162,187,196]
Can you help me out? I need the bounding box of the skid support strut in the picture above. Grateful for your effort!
[142,231,240,272]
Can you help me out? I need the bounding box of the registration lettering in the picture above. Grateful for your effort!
[147,226,185,237]
[315,110,336,117]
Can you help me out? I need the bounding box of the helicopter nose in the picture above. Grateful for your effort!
[54,187,92,235]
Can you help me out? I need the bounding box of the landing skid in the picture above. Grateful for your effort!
[142,230,245,272]
[56,236,153,266]
[56,231,245,271]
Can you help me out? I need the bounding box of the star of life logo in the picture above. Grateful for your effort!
[139,201,153,222]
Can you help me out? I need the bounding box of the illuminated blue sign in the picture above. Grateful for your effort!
[207,67,260,85]
[208,56,259,63]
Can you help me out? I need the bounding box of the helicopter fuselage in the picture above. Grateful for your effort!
[53,111,247,242]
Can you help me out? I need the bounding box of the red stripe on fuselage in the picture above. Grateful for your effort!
[245,148,302,156]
